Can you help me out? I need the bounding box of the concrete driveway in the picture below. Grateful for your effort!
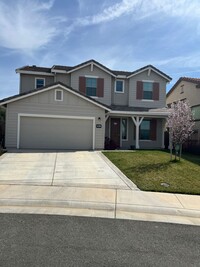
[0,151,135,190]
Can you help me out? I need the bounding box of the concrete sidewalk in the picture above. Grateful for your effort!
[0,184,199,226]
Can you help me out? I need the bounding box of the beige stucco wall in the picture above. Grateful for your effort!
[166,81,200,107]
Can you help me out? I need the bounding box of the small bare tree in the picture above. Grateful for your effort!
[166,100,194,160]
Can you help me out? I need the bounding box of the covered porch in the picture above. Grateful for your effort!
[105,109,169,150]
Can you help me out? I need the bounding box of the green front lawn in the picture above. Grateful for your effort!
[103,150,200,195]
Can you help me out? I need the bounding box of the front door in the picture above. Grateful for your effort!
[110,118,120,148]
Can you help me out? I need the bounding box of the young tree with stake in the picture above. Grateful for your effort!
[166,100,194,160]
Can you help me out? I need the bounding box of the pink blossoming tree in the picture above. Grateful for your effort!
[166,100,195,160]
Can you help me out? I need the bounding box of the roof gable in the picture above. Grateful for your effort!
[66,59,116,77]
[0,82,110,111]
[127,65,172,82]
[167,77,200,97]
[15,60,172,81]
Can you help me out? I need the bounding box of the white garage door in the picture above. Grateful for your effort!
[19,116,94,150]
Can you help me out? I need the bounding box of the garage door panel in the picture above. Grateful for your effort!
[20,117,93,150]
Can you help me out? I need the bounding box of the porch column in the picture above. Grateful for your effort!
[132,116,144,149]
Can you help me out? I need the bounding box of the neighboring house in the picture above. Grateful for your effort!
[0,59,171,150]
[166,77,200,143]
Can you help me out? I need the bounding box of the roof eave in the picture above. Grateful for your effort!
[16,70,54,76]
[127,66,172,82]
[67,61,116,77]
[0,83,110,111]
[110,110,170,117]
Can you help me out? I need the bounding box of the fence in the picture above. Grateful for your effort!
[0,121,5,148]
[183,140,200,155]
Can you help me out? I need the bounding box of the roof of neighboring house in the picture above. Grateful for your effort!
[167,77,200,97]
[0,82,111,111]
[16,59,172,81]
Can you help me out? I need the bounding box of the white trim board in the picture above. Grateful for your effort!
[17,113,95,150]
[127,67,171,82]
[0,84,110,111]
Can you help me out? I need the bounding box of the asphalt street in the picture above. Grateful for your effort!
[0,213,199,267]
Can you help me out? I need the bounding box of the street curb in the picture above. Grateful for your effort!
[117,204,200,218]
[0,198,115,211]
[0,198,199,220]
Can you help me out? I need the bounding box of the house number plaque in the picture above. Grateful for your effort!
[96,124,102,128]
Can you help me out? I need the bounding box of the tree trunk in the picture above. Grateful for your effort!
[180,144,182,159]
[169,132,172,161]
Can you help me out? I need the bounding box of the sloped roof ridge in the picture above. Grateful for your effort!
[128,64,172,80]
[181,77,200,82]
[16,60,171,80]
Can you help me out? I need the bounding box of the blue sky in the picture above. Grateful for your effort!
[1,0,200,99]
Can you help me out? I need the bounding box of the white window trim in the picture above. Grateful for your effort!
[121,118,128,141]
[85,75,99,78]
[115,80,124,93]
[55,89,63,101]
[142,80,154,83]
[141,99,154,102]
[35,77,45,89]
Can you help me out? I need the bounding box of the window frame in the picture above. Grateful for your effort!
[180,84,184,94]
[55,89,63,101]
[140,119,151,140]
[121,118,128,141]
[115,80,124,93]
[85,76,97,97]
[35,78,45,89]
[192,105,200,121]
[142,80,153,100]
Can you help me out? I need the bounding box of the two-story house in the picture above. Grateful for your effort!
[0,59,171,150]
[166,77,200,144]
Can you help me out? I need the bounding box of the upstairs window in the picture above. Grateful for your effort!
[55,89,63,101]
[115,80,124,93]
[79,76,104,97]
[136,81,159,101]
[35,78,45,89]
[143,82,153,100]
[180,85,184,94]
[86,78,97,96]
